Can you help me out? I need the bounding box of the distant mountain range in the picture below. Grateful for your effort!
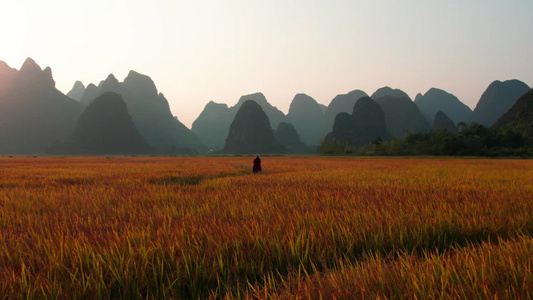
[492,88,533,145]
[371,87,411,100]
[76,71,205,154]
[0,58,83,154]
[223,100,285,154]
[371,87,430,138]
[192,92,287,150]
[275,122,306,153]
[286,94,327,146]
[190,101,233,151]
[325,96,391,147]
[469,80,530,126]
[432,111,458,134]
[49,92,151,155]
[66,81,85,101]
[324,90,369,130]
[0,57,530,155]
[414,88,472,124]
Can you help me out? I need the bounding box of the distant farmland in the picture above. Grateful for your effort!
[0,157,532,298]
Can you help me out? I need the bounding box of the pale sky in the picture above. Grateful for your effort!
[1,0,532,128]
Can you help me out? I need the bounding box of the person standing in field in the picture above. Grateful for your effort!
[253,155,262,173]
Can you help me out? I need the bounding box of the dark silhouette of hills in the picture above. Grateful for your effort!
[79,71,205,153]
[48,92,151,155]
[414,88,472,124]
[275,122,306,153]
[99,74,123,95]
[325,97,391,147]
[324,90,368,129]
[80,83,100,105]
[469,80,530,126]
[492,88,533,145]
[432,111,458,134]
[232,92,287,127]
[192,92,286,150]
[223,100,285,154]
[374,96,431,138]
[286,93,327,146]
[0,61,17,96]
[4,56,531,156]
[0,58,83,154]
[371,86,411,100]
[67,81,86,101]
[191,101,233,150]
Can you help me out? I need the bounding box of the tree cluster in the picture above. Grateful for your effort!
[322,123,531,157]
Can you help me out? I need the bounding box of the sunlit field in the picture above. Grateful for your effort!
[0,156,532,299]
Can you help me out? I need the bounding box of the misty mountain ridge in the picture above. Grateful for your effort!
[192,92,287,150]
[1,57,531,155]
[325,96,392,147]
[287,93,327,146]
[79,70,205,153]
[432,111,458,134]
[233,92,287,127]
[374,95,431,138]
[469,80,530,126]
[324,90,368,129]
[0,58,83,154]
[275,122,307,153]
[48,92,151,155]
[492,88,533,145]
[414,88,472,124]
[67,81,86,101]
[191,101,233,150]
[371,86,411,100]
[223,100,285,154]
[80,83,100,106]
[0,61,18,97]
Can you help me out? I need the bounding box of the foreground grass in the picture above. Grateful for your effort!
[252,235,533,299]
[0,157,531,298]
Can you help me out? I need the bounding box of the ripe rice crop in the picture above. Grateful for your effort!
[0,156,532,298]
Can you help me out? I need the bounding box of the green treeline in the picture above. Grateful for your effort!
[322,123,532,157]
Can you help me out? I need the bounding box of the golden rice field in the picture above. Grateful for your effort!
[0,156,532,299]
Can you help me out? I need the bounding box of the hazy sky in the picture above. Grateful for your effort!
[1,0,532,128]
